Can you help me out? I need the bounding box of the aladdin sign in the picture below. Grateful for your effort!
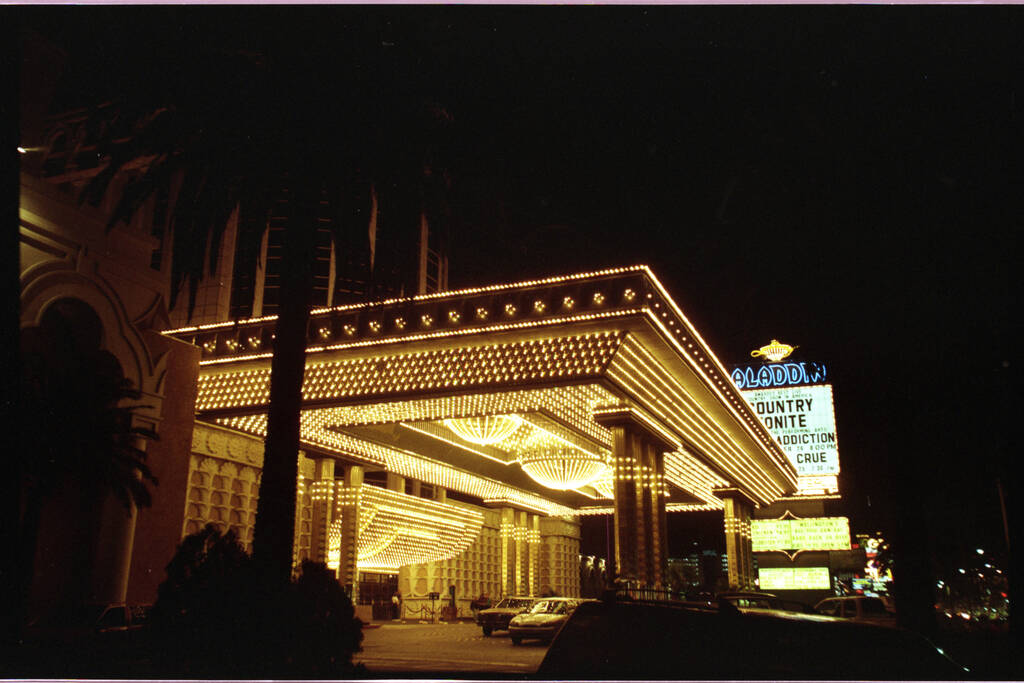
[731,361,828,389]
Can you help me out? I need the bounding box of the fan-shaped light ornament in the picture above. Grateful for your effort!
[591,470,615,499]
[518,447,609,490]
[443,415,523,446]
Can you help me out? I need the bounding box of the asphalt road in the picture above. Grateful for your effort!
[357,620,549,676]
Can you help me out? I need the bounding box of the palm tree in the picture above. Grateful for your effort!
[76,19,450,587]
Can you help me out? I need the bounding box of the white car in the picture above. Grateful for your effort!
[508,598,587,645]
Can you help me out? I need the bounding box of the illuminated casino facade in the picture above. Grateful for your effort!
[20,158,800,618]
[161,266,799,610]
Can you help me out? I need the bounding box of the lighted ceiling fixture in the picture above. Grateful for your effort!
[518,446,609,491]
[443,414,523,445]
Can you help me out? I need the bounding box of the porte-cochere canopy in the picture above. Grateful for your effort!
[166,266,798,523]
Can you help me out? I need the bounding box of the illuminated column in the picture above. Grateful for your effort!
[386,472,405,493]
[410,480,421,497]
[527,513,540,596]
[308,458,335,564]
[337,465,364,596]
[612,425,642,584]
[500,507,516,596]
[644,442,668,588]
[595,409,673,587]
[639,444,660,586]
[433,487,447,503]
[717,488,755,590]
[516,510,528,594]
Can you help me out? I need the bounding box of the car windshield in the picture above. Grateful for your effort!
[530,600,570,615]
[496,598,533,609]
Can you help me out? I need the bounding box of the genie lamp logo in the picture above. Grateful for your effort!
[750,339,798,363]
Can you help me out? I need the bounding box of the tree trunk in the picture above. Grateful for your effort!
[252,177,318,587]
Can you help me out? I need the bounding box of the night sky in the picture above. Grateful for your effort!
[20,7,1020,572]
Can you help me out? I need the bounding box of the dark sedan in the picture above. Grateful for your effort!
[477,596,536,636]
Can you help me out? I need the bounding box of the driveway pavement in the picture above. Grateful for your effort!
[357,620,548,676]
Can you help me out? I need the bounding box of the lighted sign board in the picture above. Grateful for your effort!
[741,384,839,477]
[752,517,851,552]
[759,567,831,590]
[731,361,828,389]
[795,475,839,496]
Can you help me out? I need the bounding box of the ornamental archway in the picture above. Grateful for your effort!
[167,266,797,589]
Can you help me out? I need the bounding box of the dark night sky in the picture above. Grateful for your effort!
[19,7,1021,571]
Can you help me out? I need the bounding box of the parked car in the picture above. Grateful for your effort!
[477,596,536,636]
[814,595,897,626]
[26,603,148,642]
[716,591,814,613]
[508,597,588,645]
[538,593,968,679]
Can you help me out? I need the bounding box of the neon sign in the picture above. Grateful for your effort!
[730,361,828,389]
[750,339,798,362]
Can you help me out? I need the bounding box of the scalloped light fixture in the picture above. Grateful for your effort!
[518,446,609,491]
[443,414,523,446]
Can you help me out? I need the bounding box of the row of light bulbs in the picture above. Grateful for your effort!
[196,332,621,411]
[194,286,639,357]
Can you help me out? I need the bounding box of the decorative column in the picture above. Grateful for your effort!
[516,510,528,595]
[308,458,336,564]
[89,439,144,605]
[386,472,405,493]
[594,408,675,588]
[642,440,668,587]
[717,488,755,589]
[337,465,363,597]
[527,513,541,596]
[500,507,516,596]
[91,408,159,605]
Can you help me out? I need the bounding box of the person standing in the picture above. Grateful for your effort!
[391,590,402,620]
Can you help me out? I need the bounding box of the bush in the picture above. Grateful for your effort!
[148,525,364,678]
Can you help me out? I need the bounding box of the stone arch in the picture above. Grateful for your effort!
[21,269,157,396]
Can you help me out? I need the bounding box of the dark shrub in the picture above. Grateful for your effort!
[149,525,364,678]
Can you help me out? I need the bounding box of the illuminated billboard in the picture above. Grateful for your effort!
[752,517,851,552]
[741,384,839,478]
[758,567,831,590]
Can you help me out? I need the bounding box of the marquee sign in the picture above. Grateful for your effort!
[742,384,839,478]
[758,567,831,590]
[752,516,851,552]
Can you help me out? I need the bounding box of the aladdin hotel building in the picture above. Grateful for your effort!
[18,104,804,620]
